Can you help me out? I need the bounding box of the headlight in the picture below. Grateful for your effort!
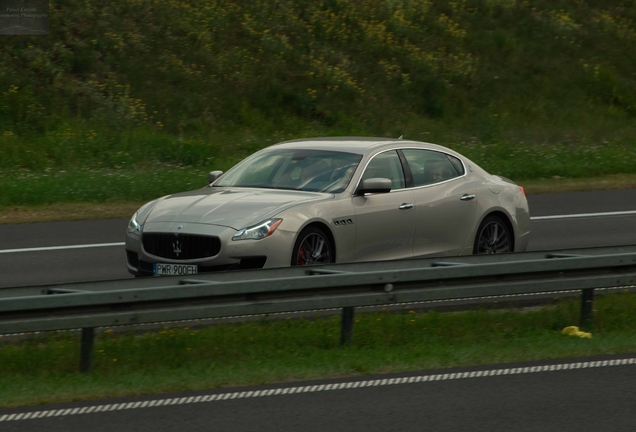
[232,218,283,241]
[128,212,142,234]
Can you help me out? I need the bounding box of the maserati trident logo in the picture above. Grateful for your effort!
[172,238,182,257]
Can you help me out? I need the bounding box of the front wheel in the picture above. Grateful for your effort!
[473,215,512,254]
[291,227,334,266]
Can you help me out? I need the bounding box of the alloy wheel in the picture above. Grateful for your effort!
[296,232,332,265]
[476,220,511,254]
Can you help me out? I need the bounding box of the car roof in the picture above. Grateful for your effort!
[269,137,455,156]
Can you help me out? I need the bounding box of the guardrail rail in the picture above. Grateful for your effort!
[1,245,636,372]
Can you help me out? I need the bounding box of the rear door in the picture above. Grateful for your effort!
[401,149,477,257]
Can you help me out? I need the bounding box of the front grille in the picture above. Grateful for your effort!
[142,233,221,260]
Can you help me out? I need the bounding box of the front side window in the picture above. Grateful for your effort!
[215,149,362,193]
[402,149,460,186]
[360,150,406,190]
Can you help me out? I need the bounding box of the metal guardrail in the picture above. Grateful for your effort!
[4,245,636,298]
[1,245,636,372]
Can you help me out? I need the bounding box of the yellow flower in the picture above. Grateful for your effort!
[561,326,592,338]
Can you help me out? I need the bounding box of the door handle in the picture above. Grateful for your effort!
[460,194,476,201]
[399,203,414,210]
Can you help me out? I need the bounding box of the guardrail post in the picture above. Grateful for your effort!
[579,288,595,330]
[340,307,354,346]
[79,327,95,373]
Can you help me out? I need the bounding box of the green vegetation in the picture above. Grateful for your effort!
[1,0,636,207]
[1,293,635,408]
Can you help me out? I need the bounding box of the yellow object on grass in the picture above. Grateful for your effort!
[561,326,592,338]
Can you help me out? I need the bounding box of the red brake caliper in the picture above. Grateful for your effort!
[297,248,307,266]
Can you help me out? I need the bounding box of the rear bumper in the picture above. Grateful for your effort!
[514,209,531,252]
[515,231,530,252]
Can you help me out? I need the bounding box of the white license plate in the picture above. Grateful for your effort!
[153,263,198,276]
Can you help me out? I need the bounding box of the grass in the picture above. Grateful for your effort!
[0,0,635,214]
[1,293,635,408]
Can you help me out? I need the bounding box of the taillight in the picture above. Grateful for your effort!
[518,186,527,197]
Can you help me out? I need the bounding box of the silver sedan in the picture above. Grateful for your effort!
[125,137,530,276]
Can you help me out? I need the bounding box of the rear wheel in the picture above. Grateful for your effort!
[473,215,512,254]
[291,227,334,266]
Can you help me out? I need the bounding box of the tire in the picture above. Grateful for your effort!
[291,226,334,266]
[473,215,513,254]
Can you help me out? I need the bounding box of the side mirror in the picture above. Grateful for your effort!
[357,178,392,195]
[208,170,224,184]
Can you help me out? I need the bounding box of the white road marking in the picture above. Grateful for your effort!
[0,210,633,254]
[530,210,636,220]
[1,357,634,422]
[0,243,125,254]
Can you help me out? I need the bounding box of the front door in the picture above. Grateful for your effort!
[352,150,416,261]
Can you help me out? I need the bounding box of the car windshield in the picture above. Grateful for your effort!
[214,149,362,193]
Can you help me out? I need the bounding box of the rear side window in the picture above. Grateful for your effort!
[447,154,465,175]
[402,149,460,186]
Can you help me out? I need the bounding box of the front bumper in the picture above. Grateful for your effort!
[125,222,296,276]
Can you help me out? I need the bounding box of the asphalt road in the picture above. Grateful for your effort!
[2,355,635,431]
[1,189,636,288]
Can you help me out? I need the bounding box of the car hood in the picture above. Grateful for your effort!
[142,187,332,229]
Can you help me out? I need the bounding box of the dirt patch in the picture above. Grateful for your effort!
[0,202,145,225]
[521,173,636,195]
[1,174,635,224]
